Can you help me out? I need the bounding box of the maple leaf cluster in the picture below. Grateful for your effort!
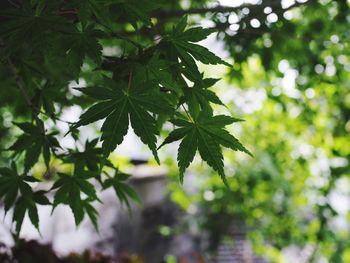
[0,1,250,234]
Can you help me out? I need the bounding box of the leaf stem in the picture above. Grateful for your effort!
[181,104,194,123]
[127,70,133,93]
[53,9,78,16]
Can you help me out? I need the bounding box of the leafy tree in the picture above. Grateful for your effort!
[0,1,349,262]
[0,0,251,235]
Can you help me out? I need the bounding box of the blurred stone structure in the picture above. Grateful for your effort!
[0,163,269,262]
[113,164,179,262]
[212,218,267,263]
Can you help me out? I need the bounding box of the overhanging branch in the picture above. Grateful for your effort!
[150,1,305,19]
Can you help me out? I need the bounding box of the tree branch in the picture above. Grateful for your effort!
[110,2,307,39]
[150,1,302,19]
[151,4,257,18]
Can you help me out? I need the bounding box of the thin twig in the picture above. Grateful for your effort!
[53,9,77,16]
[127,71,133,93]
[95,20,145,49]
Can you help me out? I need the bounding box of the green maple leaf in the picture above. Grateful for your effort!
[13,196,40,235]
[161,16,231,81]
[159,112,252,184]
[102,171,141,210]
[65,26,102,78]
[74,78,173,162]
[8,121,60,172]
[77,0,113,29]
[138,54,182,95]
[0,163,49,234]
[66,139,105,172]
[0,9,76,51]
[181,77,223,117]
[0,163,32,213]
[51,172,99,228]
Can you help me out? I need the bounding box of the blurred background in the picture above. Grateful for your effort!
[0,0,349,262]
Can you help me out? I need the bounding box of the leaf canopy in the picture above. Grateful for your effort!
[0,0,250,236]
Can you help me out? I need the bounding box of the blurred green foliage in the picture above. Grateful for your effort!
[168,1,350,261]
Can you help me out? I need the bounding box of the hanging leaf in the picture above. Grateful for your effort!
[8,121,59,172]
[74,78,173,162]
[51,172,99,226]
[102,170,141,209]
[159,112,251,183]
